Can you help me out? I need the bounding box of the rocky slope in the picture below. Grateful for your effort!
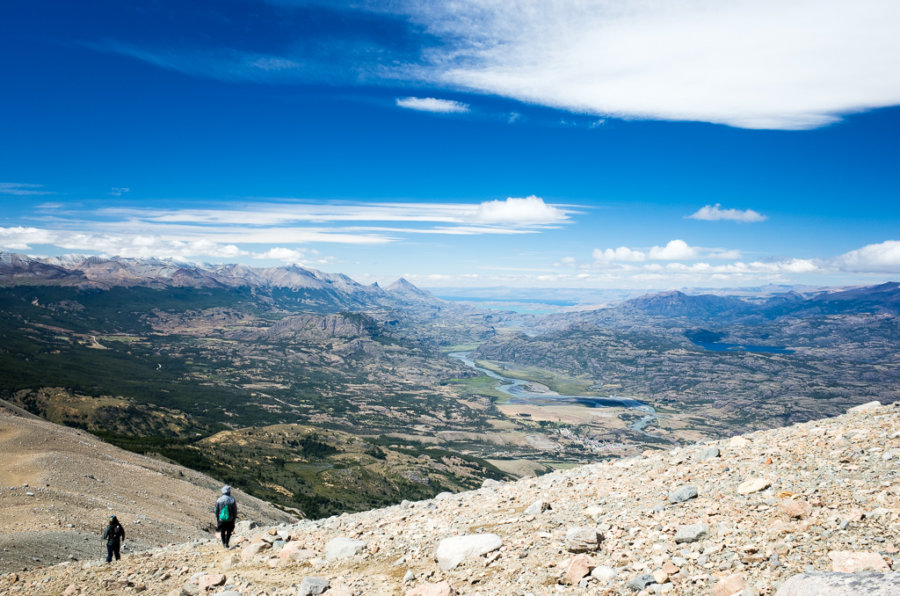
[2,402,897,595]
[0,400,297,575]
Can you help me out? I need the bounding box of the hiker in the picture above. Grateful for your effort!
[215,485,237,548]
[102,515,126,563]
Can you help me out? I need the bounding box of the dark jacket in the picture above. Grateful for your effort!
[102,522,125,545]
[215,494,237,526]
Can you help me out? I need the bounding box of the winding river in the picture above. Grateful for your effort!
[449,352,658,432]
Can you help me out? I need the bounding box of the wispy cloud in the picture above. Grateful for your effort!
[688,204,768,223]
[0,197,571,261]
[400,0,900,129]
[0,183,54,196]
[85,2,900,129]
[99,197,570,229]
[395,97,470,113]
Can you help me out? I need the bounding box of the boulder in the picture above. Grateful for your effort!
[325,537,366,561]
[776,572,900,595]
[435,534,503,571]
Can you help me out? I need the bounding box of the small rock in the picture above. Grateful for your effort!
[198,574,226,591]
[737,477,771,495]
[562,554,595,585]
[240,542,270,562]
[668,485,698,504]
[565,527,602,553]
[482,478,501,488]
[405,581,455,596]
[324,537,366,561]
[297,576,329,596]
[729,436,750,449]
[779,499,812,519]
[847,401,882,413]
[674,523,709,544]
[711,573,746,596]
[591,565,617,582]
[524,500,551,515]
[828,551,889,572]
[628,574,656,591]
[697,446,721,461]
[403,570,415,583]
[435,534,503,570]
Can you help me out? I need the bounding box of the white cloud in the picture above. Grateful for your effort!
[593,239,704,262]
[254,247,308,264]
[472,196,569,226]
[834,240,900,273]
[0,226,54,250]
[395,97,470,113]
[0,183,53,196]
[688,204,768,222]
[403,0,900,129]
[593,246,646,262]
[648,239,698,260]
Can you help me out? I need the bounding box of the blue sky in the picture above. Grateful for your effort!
[2,0,899,290]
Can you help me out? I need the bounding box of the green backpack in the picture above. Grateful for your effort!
[218,504,232,522]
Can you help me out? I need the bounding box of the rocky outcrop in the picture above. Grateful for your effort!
[2,403,898,595]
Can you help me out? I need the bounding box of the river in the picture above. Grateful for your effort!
[448,352,657,432]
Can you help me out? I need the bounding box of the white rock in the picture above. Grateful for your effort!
[324,537,366,561]
[435,534,503,570]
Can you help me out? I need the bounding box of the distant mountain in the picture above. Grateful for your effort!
[0,252,444,312]
[386,277,444,305]
[620,290,755,320]
[769,282,900,316]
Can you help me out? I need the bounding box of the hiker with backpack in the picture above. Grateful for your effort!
[215,485,237,548]
[102,515,126,562]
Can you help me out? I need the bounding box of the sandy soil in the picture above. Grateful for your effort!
[0,400,297,574]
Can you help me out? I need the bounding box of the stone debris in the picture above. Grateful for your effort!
[2,402,898,595]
